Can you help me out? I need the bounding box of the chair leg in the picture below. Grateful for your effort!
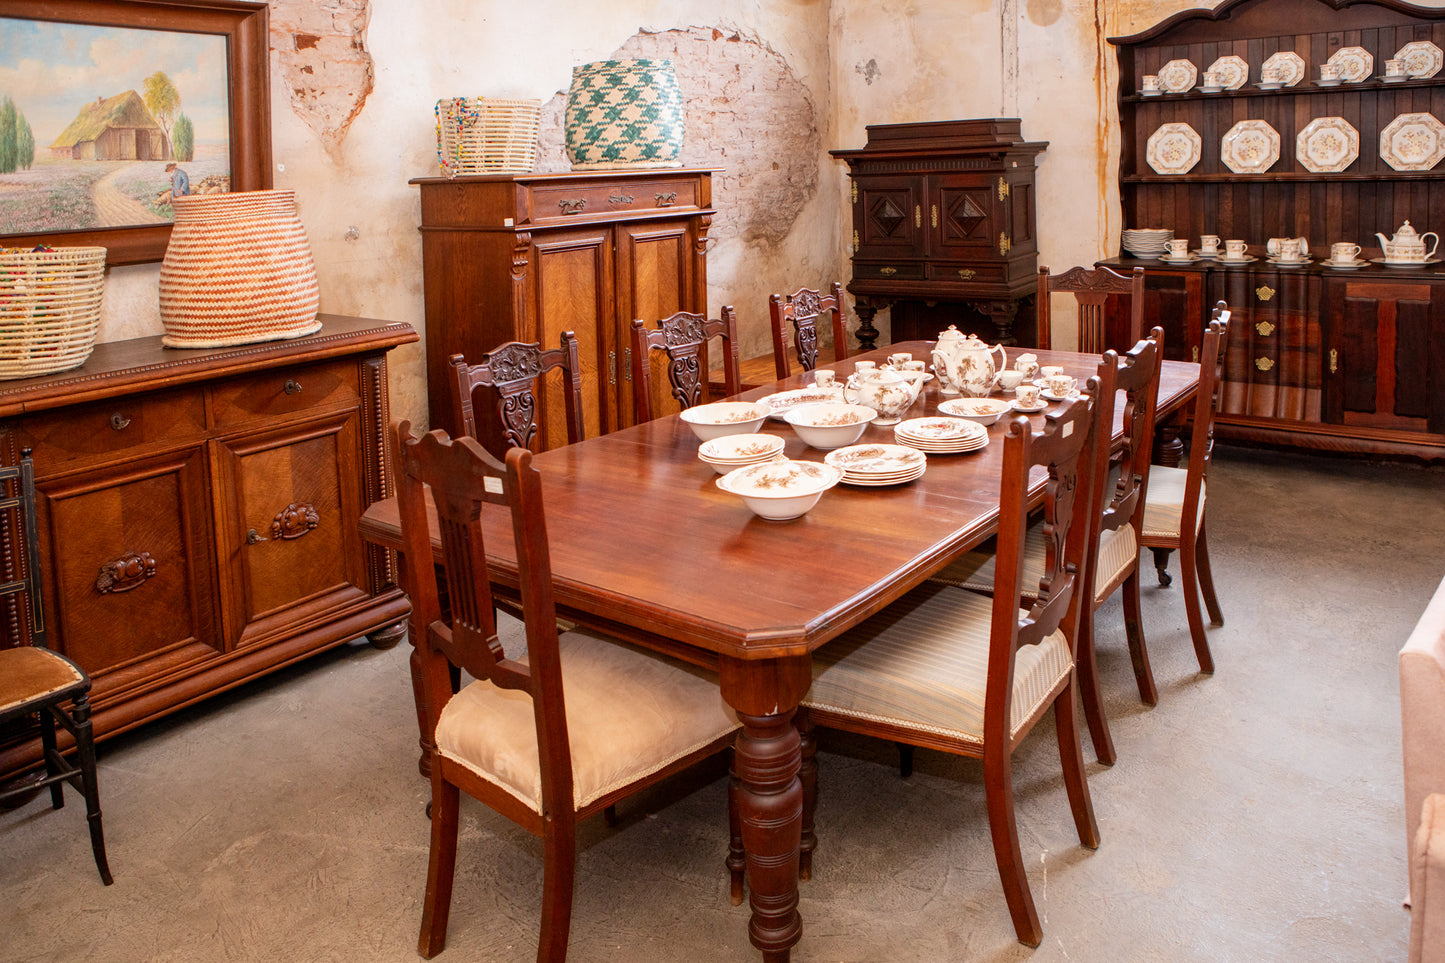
[1179,537,1216,676]
[418,778,460,959]
[895,742,914,778]
[1074,604,1117,766]
[37,705,63,810]
[1150,546,1174,587]
[537,815,578,963]
[1196,521,1224,626]
[1121,570,1159,707]
[983,741,1042,947]
[602,804,619,827]
[1053,679,1101,850]
[727,752,746,904]
[69,697,112,885]
[798,708,817,881]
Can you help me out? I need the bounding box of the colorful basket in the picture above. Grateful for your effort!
[435,97,541,177]
[565,59,684,170]
[0,246,106,380]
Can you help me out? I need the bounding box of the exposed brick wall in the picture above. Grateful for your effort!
[270,0,375,158]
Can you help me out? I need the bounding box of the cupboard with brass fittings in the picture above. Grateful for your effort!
[410,168,715,445]
[831,119,1047,349]
[1108,0,1445,460]
[0,315,418,777]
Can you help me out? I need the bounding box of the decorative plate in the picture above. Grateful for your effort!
[1262,51,1306,86]
[1396,40,1444,78]
[1296,116,1360,173]
[1158,59,1198,92]
[1380,112,1445,171]
[1327,46,1374,82]
[1208,54,1250,89]
[1221,119,1281,174]
[755,385,846,419]
[1147,122,1202,175]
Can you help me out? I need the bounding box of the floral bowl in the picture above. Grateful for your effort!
[696,433,786,474]
[715,458,843,520]
[678,401,770,441]
[782,402,875,450]
[937,397,1011,426]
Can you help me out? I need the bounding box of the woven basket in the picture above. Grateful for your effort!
[435,97,541,177]
[159,190,321,349]
[565,59,683,170]
[0,246,106,380]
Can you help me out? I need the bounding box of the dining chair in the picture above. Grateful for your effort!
[448,331,584,456]
[1036,264,1145,354]
[630,309,741,422]
[393,422,742,960]
[1139,311,1230,677]
[801,391,1103,948]
[768,282,848,380]
[0,450,112,885]
[926,331,1164,765]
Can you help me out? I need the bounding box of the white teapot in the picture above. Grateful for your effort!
[844,365,921,426]
[1375,220,1439,263]
[932,326,1007,398]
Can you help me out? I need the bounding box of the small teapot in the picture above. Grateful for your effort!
[844,365,921,426]
[1375,220,1440,263]
[932,326,1007,398]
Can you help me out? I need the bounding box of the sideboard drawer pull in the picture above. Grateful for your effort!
[608,193,634,204]
[270,502,319,540]
[1255,356,1275,371]
[95,551,156,594]
[284,379,303,395]
[654,192,677,206]
[879,266,898,276]
[559,198,587,215]
[110,413,131,431]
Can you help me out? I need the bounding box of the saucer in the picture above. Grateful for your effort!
[1256,81,1285,90]
[1216,254,1257,264]
[1322,258,1367,269]
[1266,256,1311,266]
[1316,79,1342,87]
[1371,257,1441,267]
[1158,254,1201,263]
[1010,400,1049,413]
[1041,389,1082,402]
[1382,75,1409,83]
[1197,85,1225,93]
[1141,89,1164,97]
[1192,250,1222,259]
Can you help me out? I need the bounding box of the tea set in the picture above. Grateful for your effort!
[1148,219,1438,269]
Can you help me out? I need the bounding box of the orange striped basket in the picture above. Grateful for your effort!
[159,190,321,349]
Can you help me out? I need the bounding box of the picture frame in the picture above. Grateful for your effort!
[0,0,272,266]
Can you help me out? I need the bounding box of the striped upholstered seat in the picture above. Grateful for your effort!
[930,520,1139,607]
[805,583,1072,746]
[1140,464,1205,539]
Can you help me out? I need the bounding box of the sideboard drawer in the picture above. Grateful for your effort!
[13,390,207,473]
[526,177,701,224]
[210,359,359,430]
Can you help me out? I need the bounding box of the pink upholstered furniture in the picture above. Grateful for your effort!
[1402,574,1445,961]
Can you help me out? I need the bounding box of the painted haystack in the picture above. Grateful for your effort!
[49,90,170,161]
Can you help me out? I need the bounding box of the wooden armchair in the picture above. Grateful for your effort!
[0,451,112,885]
[768,282,847,379]
[630,309,741,421]
[394,423,741,960]
[448,331,584,455]
[1037,264,1145,353]
[802,393,1103,947]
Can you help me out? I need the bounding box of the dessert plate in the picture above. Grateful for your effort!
[755,386,846,420]
[1222,119,1281,174]
[1296,116,1359,173]
[1147,123,1202,175]
[1380,112,1445,172]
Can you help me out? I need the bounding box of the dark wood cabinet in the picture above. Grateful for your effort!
[0,315,418,776]
[832,119,1047,347]
[1110,0,1445,460]
[410,168,715,445]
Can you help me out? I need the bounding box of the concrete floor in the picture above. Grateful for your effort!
[3,446,1443,962]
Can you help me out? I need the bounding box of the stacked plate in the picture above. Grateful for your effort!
[824,444,928,487]
[893,417,989,454]
[1121,228,1172,258]
[696,433,786,474]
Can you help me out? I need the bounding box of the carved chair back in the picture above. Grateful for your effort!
[768,282,847,379]
[1091,328,1163,549]
[630,308,741,422]
[1037,265,1145,354]
[1182,311,1229,520]
[448,332,584,457]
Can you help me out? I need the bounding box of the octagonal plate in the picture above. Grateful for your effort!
[1207,54,1250,89]
[1296,116,1359,173]
[1147,122,1202,175]
[1395,41,1443,78]
[1157,59,1198,92]
[1262,51,1306,86]
[1327,46,1374,83]
[1221,119,1281,174]
[1380,112,1445,171]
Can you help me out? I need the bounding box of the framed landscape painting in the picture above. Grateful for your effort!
[0,0,271,265]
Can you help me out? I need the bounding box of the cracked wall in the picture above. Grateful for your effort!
[270,0,374,158]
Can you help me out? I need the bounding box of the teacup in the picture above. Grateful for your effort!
[1014,385,1042,408]
[996,369,1025,391]
[1266,236,1309,258]
[1202,70,1223,88]
[814,369,837,389]
[1040,365,1065,380]
[1225,239,1248,259]
[901,359,927,373]
[1330,242,1362,263]
[1273,238,1304,261]
[1262,63,1286,84]
[1199,234,1221,256]
[1166,238,1191,258]
[1014,353,1039,378]
[1386,58,1407,77]
[853,360,876,375]
[888,352,912,367]
[1142,74,1162,92]
[1320,63,1343,82]
[1046,374,1077,397]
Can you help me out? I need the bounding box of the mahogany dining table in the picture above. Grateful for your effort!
[358,340,1200,961]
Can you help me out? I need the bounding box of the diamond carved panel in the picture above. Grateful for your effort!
[944,192,989,242]
[869,197,908,238]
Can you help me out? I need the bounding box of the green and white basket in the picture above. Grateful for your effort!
[565,59,684,170]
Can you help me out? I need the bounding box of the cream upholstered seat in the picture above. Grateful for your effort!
[1140,465,1204,540]
[802,393,1103,948]
[394,423,740,961]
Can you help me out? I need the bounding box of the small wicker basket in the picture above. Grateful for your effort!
[435,97,541,177]
[0,246,106,380]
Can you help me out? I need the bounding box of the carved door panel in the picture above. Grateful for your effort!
[1214,269,1321,422]
[853,176,922,257]
[531,227,613,443]
[1326,278,1445,434]
[617,218,697,427]
[931,174,996,259]
[38,447,218,702]
[1132,269,1204,362]
[213,411,367,648]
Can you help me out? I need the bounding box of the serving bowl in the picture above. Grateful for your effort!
[715,458,842,520]
[678,401,770,441]
[782,402,875,450]
[696,433,786,474]
[937,397,1011,426]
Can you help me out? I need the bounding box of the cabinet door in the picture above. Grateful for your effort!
[38,448,219,701]
[1135,269,1205,361]
[852,176,923,260]
[212,411,367,647]
[617,218,697,427]
[1214,269,1321,422]
[531,226,615,441]
[1326,278,1445,434]
[931,173,997,260]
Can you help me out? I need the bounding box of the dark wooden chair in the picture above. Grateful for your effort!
[801,392,1103,948]
[630,309,741,422]
[768,282,848,379]
[1037,264,1145,354]
[1140,308,1230,677]
[394,422,741,960]
[0,450,112,885]
[448,331,584,456]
